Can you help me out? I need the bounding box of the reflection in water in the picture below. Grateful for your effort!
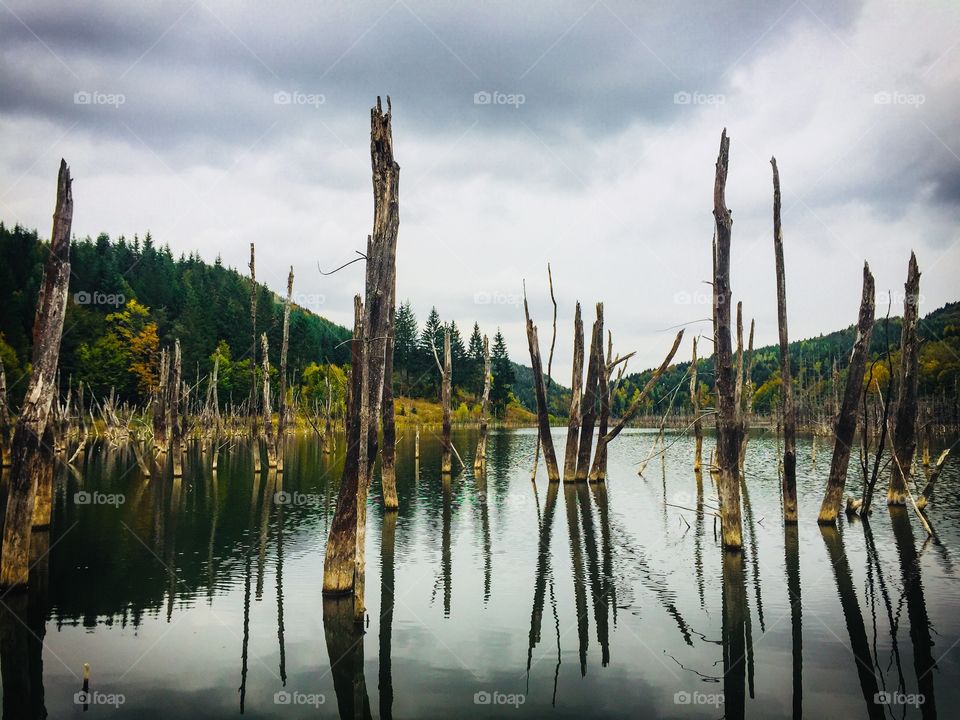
[441,475,452,617]
[722,550,748,720]
[784,523,803,719]
[276,472,287,686]
[563,485,589,676]
[475,472,492,603]
[819,524,884,719]
[379,510,396,720]
[527,481,560,700]
[577,483,610,666]
[323,596,372,720]
[890,507,938,718]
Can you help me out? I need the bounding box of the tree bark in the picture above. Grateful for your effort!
[0,362,11,467]
[1,159,73,589]
[563,302,584,482]
[916,449,949,511]
[523,296,561,482]
[440,328,453,474]
[712,130,743,550]
[474,336,491,473]
[888,252,921,505]
[248,243,258,426]
[690,337,703,471]
[575,304,603,481]
[153,347,169,450]
[772,157,798,522]
[170,340,183,477]
[277,267,293,470]
[590,332,612,482]
[323,297,365,596]
[261,333,277,468]
[818,263,875,523]
[738,318,754,473]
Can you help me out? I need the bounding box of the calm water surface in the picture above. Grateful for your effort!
[2,428,959,718]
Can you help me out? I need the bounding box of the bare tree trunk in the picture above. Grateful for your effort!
[474,336,491,473]
[818,263,875,524]
[888,252,921,505]
[277,267,293,471]
[262,334,277,468]
[0,362,11,467]
[31,428,55,529]
[916,449,949,511]
[738,318,754,473]
[248,243,258,429]
[690,337,703,471]
[440,328,453,474]
[575,304,603,481]
[590,332,612,482]
[153,348,169,451]
[523,294,561,482]
[772,157,798,522]
[323,297,365,596]
[1,159,73,590]
[170,340,183,478]
[563,302,584,482]
[712,130,743,550]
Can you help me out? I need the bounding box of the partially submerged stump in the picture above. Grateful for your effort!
[563,303,584,482]
[888,252,921,505]
[690,337,703,472]
[276,267,293,470]
[523,292,561,482]
[1,159,73,590]
[474,336,491,474]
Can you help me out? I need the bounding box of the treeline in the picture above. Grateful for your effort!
[0,223,350,407]
[616,301,960,420]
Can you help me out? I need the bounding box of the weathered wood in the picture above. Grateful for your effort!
[261,333,277,468]
[888,252,921,505]
[440,328,453,474]
[323,297,365,595]
[690,337,703,471]
[248,243,258,424]
[575,304,603,481]
[818,263,875,524]
[0,362,10,467]
[738,318,755,473]
[772,157,798,522]
[563,302,584,482]
[712,130,743,550]
[276,267,293,470]
[30,427,55,529]
[1,159,73,589]
[916,449,949,511]
[474,335,491,473]
[153,347,169,450]
[523,293,561,482]
[590,331,613,482]
[170,340,183,477]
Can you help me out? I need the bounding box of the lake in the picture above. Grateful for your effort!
[2,427,958,718]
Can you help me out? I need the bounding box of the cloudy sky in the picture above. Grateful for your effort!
[1,0,958,379]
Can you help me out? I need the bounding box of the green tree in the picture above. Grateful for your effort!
[394,300,418,391]
[467,322,484,398]
[490,329,514,417]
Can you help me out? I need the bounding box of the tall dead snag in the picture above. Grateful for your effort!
[276,267,293,470]
[591,332,613,481]
[0,362,11,467]
[474,336,491,473]
[248,243,258,427]
[563,303,584,482]
[588,330,683,481]
[818,263,875,524]
[440,328,453,474]
[523,292,561,482]
[575,304,604,481]
[153,348,169,450]
[323,297,366,596]
[690,337,703,471]
[367,97,400,510]
[0,160,72,589]
[888,252,921,505]
[712,129,743,550]
[170,340,183,478]
[261,334,277,468]
[772,157,798,522]
[738,318,755,473]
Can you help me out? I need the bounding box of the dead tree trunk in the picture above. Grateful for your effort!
[888,252,921,505]
[1,160,73,590]
[818,263,875,524]
[277,267,293,470]
[690,337,703,472]
[591,332,612,481]
[738,318,755,473]
[712,130,743,550]
[261,334,276,468]
[153,347,169,450]
[170,340,183,478]
[523,294,561,482]
[248,243,258,428]
[474,336,491,473]
[323,297,365,596]
[440,328,453,474]
[563,302,584,482]
[0,361,11,467]
[916,449,950,511]
[31,427,55,529]
[772,157,798,522]
[575,304,604,481]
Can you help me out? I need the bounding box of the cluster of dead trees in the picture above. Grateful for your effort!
[703,130,946,552]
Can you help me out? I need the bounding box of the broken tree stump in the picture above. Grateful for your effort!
[888,252,921,506]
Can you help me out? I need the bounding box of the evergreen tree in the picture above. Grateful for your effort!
[449,320,467,389]
[467,322,484,398]
[490,329,514,417]
[394,300,418,392]
[417,306,444,397]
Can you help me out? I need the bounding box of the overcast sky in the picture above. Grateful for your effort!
[1,0,958,379]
